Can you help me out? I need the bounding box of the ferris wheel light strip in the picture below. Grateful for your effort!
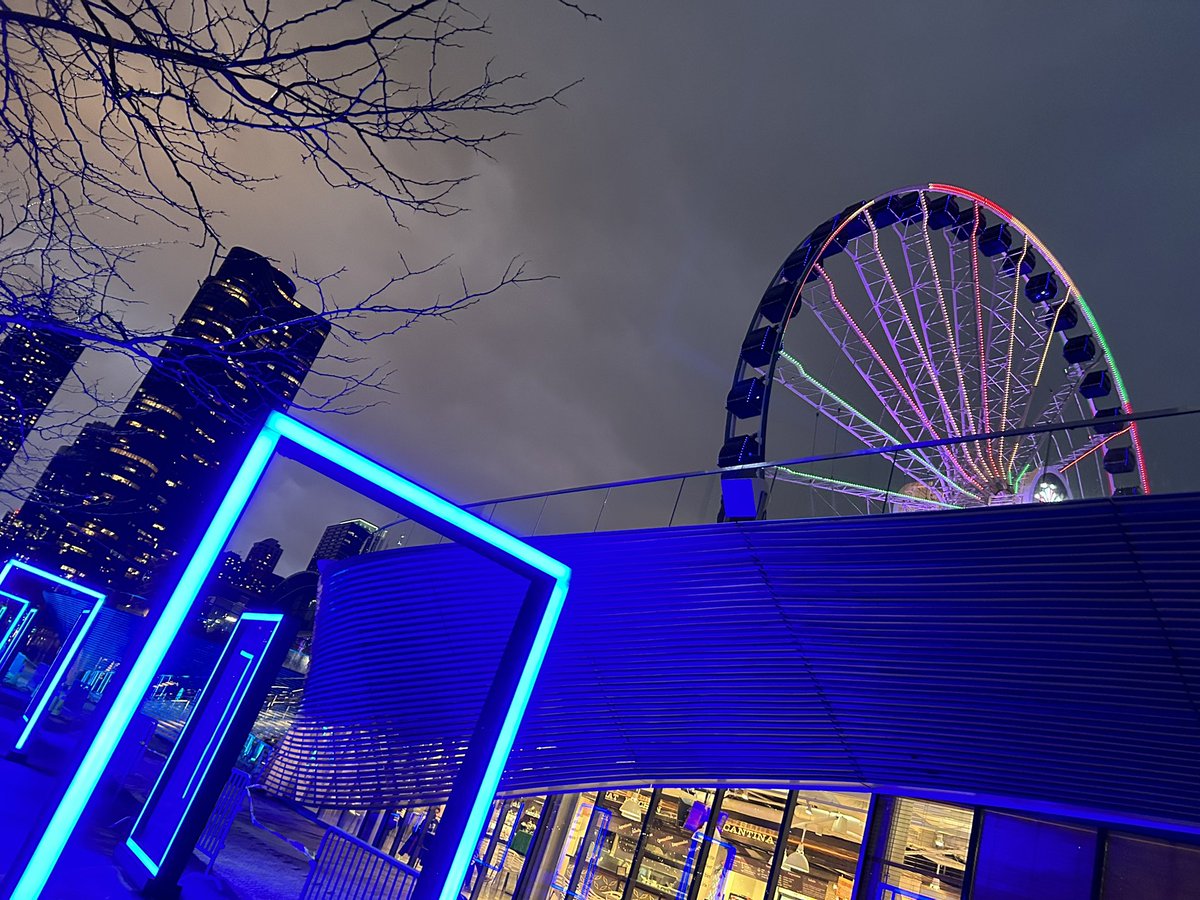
[967,203,1004,481]
[1012,461,1033,492]
[928,183,1149,495]
[864,211,963,445]
[779,352,902,444]
[917,192,976,437]
[1059,425,1133,475]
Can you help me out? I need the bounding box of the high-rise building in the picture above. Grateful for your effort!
[1,248,328,596]
[0,325,84,480]
[239,537,283,596]
[215,550,243,587]
[307,518,378,571]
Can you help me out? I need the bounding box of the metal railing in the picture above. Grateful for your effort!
[194,767,251,873]
[370,406,1198,551]
[301,825,419,900]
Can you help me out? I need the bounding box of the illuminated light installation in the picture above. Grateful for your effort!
[10,411,570,900]
[722,183,1149,514]
[123,611,287,886]
[0,589,32,672]
[0,560,107,753]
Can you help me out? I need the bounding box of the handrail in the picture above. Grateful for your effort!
[375,406,1197,530]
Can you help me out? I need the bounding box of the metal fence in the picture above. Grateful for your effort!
[194,767,251,873]
[301,825,419,900]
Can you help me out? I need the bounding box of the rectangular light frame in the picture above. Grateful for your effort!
[0,589,32,669]
[0,560,108,753]
[124,612,283,877]
[12,412,570,900]
[16,600,105,750]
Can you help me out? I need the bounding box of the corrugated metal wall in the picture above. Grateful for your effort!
[263,493,1200,831]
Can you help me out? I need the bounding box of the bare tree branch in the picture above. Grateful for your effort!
[0,0,590,478]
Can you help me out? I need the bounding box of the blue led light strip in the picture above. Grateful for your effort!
[13,415,570,900]
[436,575,570,900]
[125,613,280,876]
[0,607,36,675]
[266,413,569,582]
[0,559,106,602]
[0,593,32,663]
[15,599,106,750]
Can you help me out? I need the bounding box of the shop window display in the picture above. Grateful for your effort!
[545,792,607,898]
[471,796,546,898]
[591,789,656,898]
[715,789,789,900]
[633,788,718,899]
[775,791,869,900]
[874,798,973,899]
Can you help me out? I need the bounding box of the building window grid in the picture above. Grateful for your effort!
[433,786,884,900]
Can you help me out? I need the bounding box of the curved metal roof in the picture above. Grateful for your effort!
[263,493,1200,833]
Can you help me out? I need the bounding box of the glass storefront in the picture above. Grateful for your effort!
[462,787,871,900]
[305,787,1200,900]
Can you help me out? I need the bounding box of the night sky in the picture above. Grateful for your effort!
[15,2,1200,574]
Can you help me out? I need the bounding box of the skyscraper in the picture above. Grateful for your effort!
[240,537,283,596]
[0,325,84,480]
[307,518,378,572]
[2,248,328,597]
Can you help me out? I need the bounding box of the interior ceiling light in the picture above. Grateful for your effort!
[783,846,810,874]
[783,827,811,873]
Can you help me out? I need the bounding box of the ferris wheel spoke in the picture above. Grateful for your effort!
[1057,426,1132,475]
[942,220,999,483]
[769,466,963,511]
[995,237,1030,467]
[965,204,1011,481]
[1006,377,1078,478]
[804,264,985,493]
[895,199,999,488]
[771,351,969,497]
[858,212,963,443]
[803,268,929,444]
[908,193,974,431]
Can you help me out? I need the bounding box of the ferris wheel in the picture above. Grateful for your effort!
[720,184,1148,514]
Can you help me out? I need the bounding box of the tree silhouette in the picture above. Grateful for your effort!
[0,0,590,425]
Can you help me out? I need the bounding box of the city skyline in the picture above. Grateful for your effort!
[0,248,328,597]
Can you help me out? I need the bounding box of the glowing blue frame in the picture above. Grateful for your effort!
[16,600,105,751]
[0,590,32,672]
[13,411,570,900]
[125,612,283,876]
[0,560,107,753]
